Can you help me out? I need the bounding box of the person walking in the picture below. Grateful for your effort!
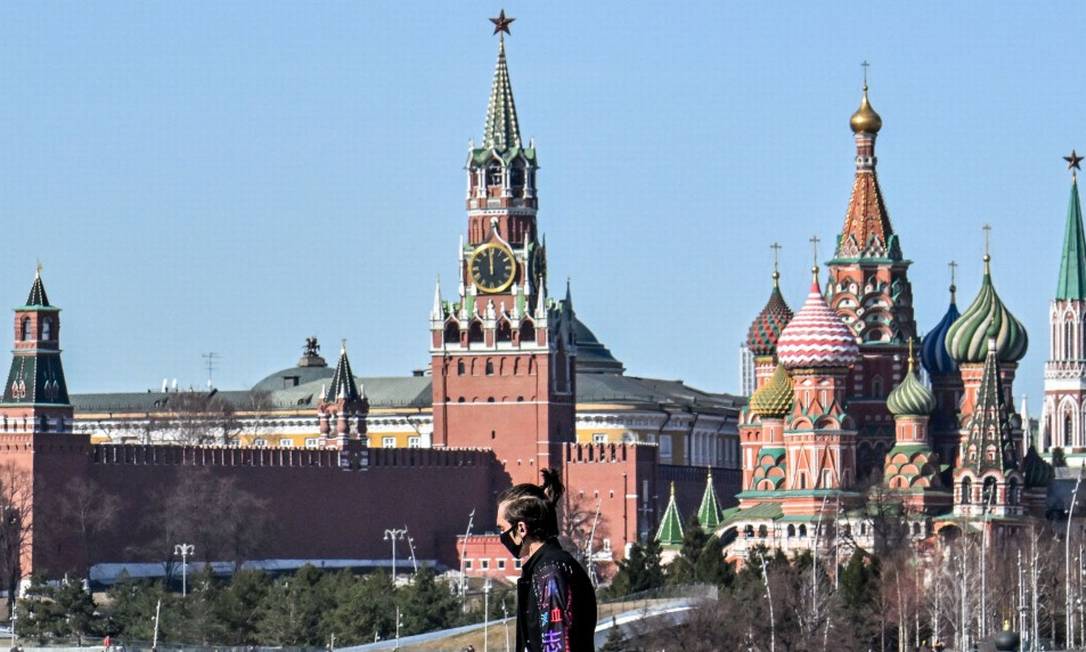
[496,469,597,651]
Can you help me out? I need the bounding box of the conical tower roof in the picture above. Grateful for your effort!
[482,38,521,152]
[959,329,1019,474]
[323,341,362,403]
[25,268,50,308]
[697,471,723,531]
[655,482,684,546]
[1057,177,1086,300]
[945,254,1028,364]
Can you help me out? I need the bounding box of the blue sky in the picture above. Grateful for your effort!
[0,2,1082,407]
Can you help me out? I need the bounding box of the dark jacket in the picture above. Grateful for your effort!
[515,538,597,652]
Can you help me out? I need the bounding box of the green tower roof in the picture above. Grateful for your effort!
[323,341,362,403]
[482,38,521,152]
[697,471,723,531]
[655,482,684,546]
[1057,177,1086,300]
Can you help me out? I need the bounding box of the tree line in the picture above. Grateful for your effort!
[16,564,509,647]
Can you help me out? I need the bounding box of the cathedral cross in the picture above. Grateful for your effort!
[809,235,821,271]
[982,224,992,259]
[861,60,870,87]
[770,242,782,275]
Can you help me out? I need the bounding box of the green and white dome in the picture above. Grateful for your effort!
[944,257,1028,364]
[886,350,935,417]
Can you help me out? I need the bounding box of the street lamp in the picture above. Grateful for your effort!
[173,543,195,597]
[384,528,407,579]
[483,577,492,652]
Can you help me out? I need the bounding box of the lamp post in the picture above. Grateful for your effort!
[483,577,492,652]
[173,543,194,597]
[405,530,418,575]
[459,509,475,599]
[384,528,407,579]
[1067,468,1083,647]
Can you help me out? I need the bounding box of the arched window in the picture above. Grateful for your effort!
[960,477,972,504]
[468,321,484,344]
[456,360,465,376]
[911,522,921,536]
[743,525,754,538]
[485,360,494,376]
[982,476,997,506]
[496,320,512,343]
[1008,478,1020,505]
[1067,320,1075,358]
[757,525,768,538]
[798,524,807,538]
[519,320,535,344]
[444,322,459,344]
[20,318,30,341]
[786,524,795,538]
[487,162,503,190]
[872,377,883,399]
[1068,412,1076,448]
[843,523,852,537]
[41,319,52,341]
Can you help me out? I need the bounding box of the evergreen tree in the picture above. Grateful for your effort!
[608,539,665,597]
[666,517,735,587]
[17,576,102,643]
[599,617,628,652]
[215,569,271,645]
[1053,446,1068,467]
[324,571,397,645]
[397,568,462,635]
[255,564,326,646]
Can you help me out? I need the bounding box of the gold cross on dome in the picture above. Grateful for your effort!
[982,224,992,259]
[770,242,782,275]
[861,60,870,88]
[948,260,957,286]
[809,235,821,270]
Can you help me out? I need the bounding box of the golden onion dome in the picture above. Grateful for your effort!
[749,364,793,419]
[849,85,882,134]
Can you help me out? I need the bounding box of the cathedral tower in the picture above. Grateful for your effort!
[775,266,861,512]
[824,79,918,477]
[429,16,575,485]
[920,266,963,465]
[1043,151,1086,460]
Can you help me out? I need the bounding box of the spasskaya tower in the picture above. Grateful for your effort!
[429,12,576,486]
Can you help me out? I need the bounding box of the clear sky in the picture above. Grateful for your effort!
[0,2,1082,407]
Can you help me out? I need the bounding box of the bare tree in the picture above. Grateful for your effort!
[40,476,120,578]
[0,463,32,618]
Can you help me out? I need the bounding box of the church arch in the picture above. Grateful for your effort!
[444,321,459,344]
[468,320,484,344]
[42,318,52,341]
[519,319,535,345]
[496,318,512,343]
[20,318,30,341]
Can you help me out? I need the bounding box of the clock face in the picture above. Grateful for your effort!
[469,244,516,293]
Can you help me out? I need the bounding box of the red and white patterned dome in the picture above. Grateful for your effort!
[777,279,860,369]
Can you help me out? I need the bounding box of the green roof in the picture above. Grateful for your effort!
[323,345,362,403]
[697,471,723,530]
[720,502,783,527]
[25,273,50,307]
[655,483,684,546]
[481,38,521,152]
[1057,177,1086,300]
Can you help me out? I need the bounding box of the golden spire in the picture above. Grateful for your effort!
[850,62,883,134]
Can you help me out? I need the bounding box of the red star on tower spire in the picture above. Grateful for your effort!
[490,9,514,36]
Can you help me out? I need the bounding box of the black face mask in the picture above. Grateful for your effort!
[499,523,523,558]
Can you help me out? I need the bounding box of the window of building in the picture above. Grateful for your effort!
[602,538,612,552]
[408,436,421,448]
[464,560,473,570]
[283,376,300,388]
[480,559,489,570]
[659,435,672,458]
[20,318,30,341]
[514,559,522,569]
[485,360,494,375]
[304,438,321,448]
[592,433,607,444]
[42,319,52,341]
[497,559,506,570]
[253,438,267,448]
[279,439,294,447]
[382,436,396,448]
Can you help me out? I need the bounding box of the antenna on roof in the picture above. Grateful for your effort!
[202,352,220,389]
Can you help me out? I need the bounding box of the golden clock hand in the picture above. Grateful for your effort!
[488,250,494,275]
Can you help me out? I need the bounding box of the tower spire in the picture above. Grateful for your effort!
[1057,152,1086,300]
[482,12,521,152]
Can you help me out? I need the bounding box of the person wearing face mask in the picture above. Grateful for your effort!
[496,469,597,652]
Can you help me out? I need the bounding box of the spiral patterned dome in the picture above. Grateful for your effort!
[749,364,793,418]
[746,276,794,357]
[886,357,935,417]
[920,290,960,377]
[777,277,860,369]
[945,260,1028,364]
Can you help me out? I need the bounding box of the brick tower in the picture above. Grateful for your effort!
[0,270,88,577]
[1042,154,1086,461]
[317,341,368,464]
[429,22,575,485]
[824,79,918,479]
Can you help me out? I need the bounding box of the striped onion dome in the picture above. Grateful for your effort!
[777,275,860,369]
[746,274,794,357]
[748,364,793,418]
[920,286,960,376]
[886,347,935,417]
[945,257,1028,364]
